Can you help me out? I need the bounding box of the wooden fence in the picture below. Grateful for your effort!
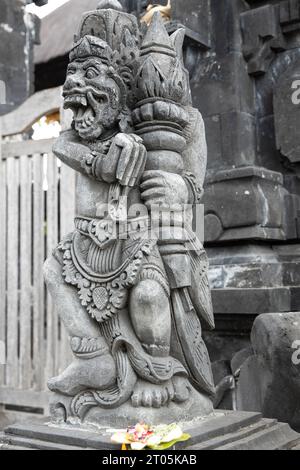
[0,87,75,422]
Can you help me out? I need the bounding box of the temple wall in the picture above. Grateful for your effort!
[170,0,300,362]
[0,0,39,115]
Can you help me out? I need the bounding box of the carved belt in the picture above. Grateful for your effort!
[59,228,156,323]
[75,215,150,248]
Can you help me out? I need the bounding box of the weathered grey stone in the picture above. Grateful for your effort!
[211,360,234,409]
[231,347,253,376]
[193,53,255,117]
[237,312,300,431]
[211,0,249,57]
[42,3,215,428]
[257,115,283,173]
[2,411,300,450]
[212,288,291,315]
[171,0,211,50]
[161,0,300,367]
[203,167,286,242]
[0,0,40,114]
[274,62,300,164]
[241,4,286,76]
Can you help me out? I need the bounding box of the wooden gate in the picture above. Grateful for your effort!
[0,87,75,423]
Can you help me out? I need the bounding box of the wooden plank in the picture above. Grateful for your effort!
[45,154,59,383]
[0,388,50,409]
[32,154,45,391]
[59,104,74,372]
[1,139,55,160]
[60,163,75,239]
[0,123,7,385]
[0,87,62,137]
[19,155,32,389]
[6,158,20,388]
[59,163,75,372]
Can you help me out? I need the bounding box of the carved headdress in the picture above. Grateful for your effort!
[70,4,140,107]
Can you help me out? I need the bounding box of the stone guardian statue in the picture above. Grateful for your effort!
[44,1,215,426]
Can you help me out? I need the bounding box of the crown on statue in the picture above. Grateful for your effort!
[70,7,140,103]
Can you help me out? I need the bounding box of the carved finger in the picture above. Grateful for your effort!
[142,170,167,181]
[161,388,169,406]
[140,177,165,191]
[130,133,143,144]
[142,390,152,408]
[101,141,122,183]
[130,145,147,187]
[121,142,140,187]
[144,199,170,210]
[116,139,134,183]
[166,383,175,401]
[141,187,166,200]
[114,132,133,148]
[152,390,162,409]
[131,392,141,408]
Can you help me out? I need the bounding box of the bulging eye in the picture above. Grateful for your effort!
[67,68,76,75]
[86,68,98,79]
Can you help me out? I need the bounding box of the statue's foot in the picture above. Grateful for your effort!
[131,379,176,408]
[47,355,117,396]
[172,376,191,403]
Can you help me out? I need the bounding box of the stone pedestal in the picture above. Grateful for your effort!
[1,411,300,450]
[49,388,213,428]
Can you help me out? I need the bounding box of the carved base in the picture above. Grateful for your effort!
[49,388,213,428]
[2,411,300,450]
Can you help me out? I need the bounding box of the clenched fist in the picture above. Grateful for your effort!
[99,133,147,187]
[140,170,189,209]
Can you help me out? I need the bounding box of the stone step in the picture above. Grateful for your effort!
[4,422,119,450]
[0,432,92,451]
[178,411,262,448]
[2,411,265,450]
[2,411,299,450]
[216,422,300,450]
[189,418,277,450]
[0,440,32,450]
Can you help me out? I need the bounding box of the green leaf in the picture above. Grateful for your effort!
[147,433,191,450]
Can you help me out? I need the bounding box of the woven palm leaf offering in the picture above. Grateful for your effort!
[110,422,191,450]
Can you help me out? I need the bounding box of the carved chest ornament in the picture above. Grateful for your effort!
[59,233,155,323]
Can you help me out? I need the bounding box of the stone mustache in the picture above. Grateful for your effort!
[44,4,215,426]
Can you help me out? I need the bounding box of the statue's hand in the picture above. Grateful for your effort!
[100,133,147,186]
[140,170,189,209]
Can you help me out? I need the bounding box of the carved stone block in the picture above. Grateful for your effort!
[241,5,286,76]
[203,167,286,242]
[237,312,300,431]
[274,61,300,163]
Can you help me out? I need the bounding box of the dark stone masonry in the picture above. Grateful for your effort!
[0,0,42,115]
[172,0,300,364]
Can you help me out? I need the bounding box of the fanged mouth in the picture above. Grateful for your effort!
[64,93,96,132]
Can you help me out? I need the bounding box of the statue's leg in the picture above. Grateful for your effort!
[130,279,171,357]
[44,255,117,395]
[129,278,179,408]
